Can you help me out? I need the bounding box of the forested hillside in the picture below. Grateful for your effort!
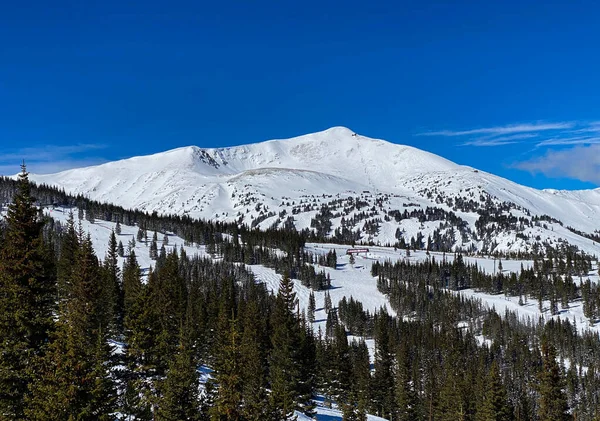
[1,166,600,420]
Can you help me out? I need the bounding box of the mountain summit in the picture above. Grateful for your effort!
[31,127,600,256]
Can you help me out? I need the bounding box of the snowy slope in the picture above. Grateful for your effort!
[31,127,600,256]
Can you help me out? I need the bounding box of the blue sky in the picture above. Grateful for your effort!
[1,1,599,189]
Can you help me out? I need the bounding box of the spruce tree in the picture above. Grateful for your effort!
[371,312,395,419]
[56,210,78,304]
[538,340,569,421]
[211,314,243,421]
[156,329,201,421]
[476,361,511,421]
[0,164,56,419]
[101,230,123,335]
[269,271,300,420]
[26,233,115,420]
[308,291,316,323]
[240,300,269,420]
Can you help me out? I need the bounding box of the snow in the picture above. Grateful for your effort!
[30,127,600,257]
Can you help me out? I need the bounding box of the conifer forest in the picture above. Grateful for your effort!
[2,165,600,421]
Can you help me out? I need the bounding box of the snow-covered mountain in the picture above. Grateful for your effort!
[32,127,600,256]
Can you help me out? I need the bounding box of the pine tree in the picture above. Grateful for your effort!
[396,344,418,421]
[101,230,123,335]
[211,314,243,421]
[324,290,333,313]
[308,291,316,323]
[476,361,511,421]
[56,210,78,304]
[0,164,56,419]
[26,233,115,420]
[240,300,269,420]
[124,266,164,417]
[296,317,317,418]
[156,332,201,421]
[269,271,300,420]
[123,250,142,325]
[538,340,569,421]
[371,312,395,419]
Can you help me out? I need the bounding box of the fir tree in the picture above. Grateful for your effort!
[0,164,56,419]
[324,290,333,313]
[26,233,115,420]
[269,271,300,420]
[538,340,569,421]
[156,334,201,421]
[371,312,395,419]
[240,300,269,420]
[101,230,123,335]
[308,291,316,323]
[211,314,243,421]
[475,361,511,421]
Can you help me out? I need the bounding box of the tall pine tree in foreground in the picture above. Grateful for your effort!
[0,164,55,419]
[269,271,302,420]
[538,340,569,421]
[26,232,115,420]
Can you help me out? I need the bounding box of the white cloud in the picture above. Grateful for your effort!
[417,120,600,150]
[461,133,539,147]
[536,136,600,147]
[513,145,600,185]
[0,144,107,175]
[418,122,573,137]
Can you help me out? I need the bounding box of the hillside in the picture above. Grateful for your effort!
[32,127,600,257]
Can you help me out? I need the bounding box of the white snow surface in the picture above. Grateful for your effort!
[29,127,600,256]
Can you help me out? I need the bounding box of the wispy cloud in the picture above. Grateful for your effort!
[513,145,600,185]
[0,144,108,175]
[536,136,600,147]
[461,133,539,147]
[418,120,600,150]
[418,122,573,137]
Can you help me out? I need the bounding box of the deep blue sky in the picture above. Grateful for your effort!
[1,1,599,189]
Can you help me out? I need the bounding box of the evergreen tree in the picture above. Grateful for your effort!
[124,266,164,417]
[324,290,333,313]
[308,291,316,323]
[156,334,201,421]
[269,271,301,420]
[538,340,569,421]
[0,164,56,419]
[371,313,395,419]
[56,210,78,303]
[26,233,115,420]
[396,344,418,421]
[101,230,123,335]
[240,300,269,420]
[476,361,512,421]
[211,314,243,421]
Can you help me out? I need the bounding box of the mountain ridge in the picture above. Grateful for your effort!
[30,127,600,257]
